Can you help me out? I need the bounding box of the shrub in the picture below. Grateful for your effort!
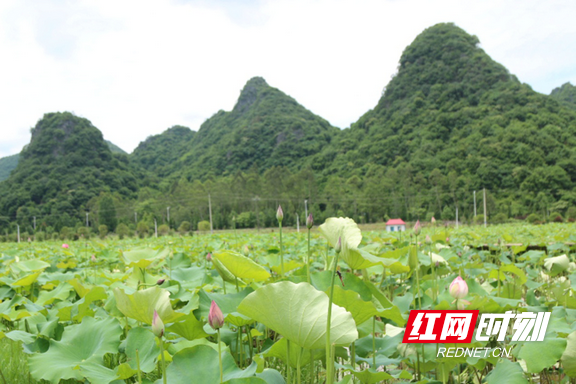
[35,231,46,242]
[235,212,255,229]
[441,206,455,220]
[116,223,130,239]
[474,214,485,225]
[60,226,71,240]
[178,221,191,234]
[492,213,507,224]
[549,212,564,222]
[526,213,540,224]
[567,207,576,220]
[137,221,149,238]
[77,227,90,239]
[198,220,211,231]
[158,224,170,236]
[98,224,108,239]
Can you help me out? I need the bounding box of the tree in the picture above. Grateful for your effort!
[99,194,118,232]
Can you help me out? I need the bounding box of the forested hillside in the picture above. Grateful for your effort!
[0,112,144,230]
[2,23,576,239]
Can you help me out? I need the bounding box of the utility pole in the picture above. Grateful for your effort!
[134,212,138,225]
[473,191,477,218]
[483,188,487,227]
[296,213,300,233]
[167,207,171,227]
[208,194,213,234]
[33,216,36,231]
[17,224,20,243]
[155,219,158,238]
[455,207,459,229]
[304,199,308,218]
[86,212,89,227]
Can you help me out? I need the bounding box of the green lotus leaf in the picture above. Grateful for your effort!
[213,250,270,282]
[11,272,41,287]
[28,316,122,383]
[224,379,267,384]
[164,345,257,384]
[167,312,210,340]
[213,257,242,284]
[544,254,570,277]
[255,369,286,384]
[11,259,50,273]
[125,327,160,373]
[114,286,184,325]
[122,247,170,269]
[226,312,255,327]
[562,331,576,377]
[197,289,253,319]
[262,337,323,368]
[35,282,73,306]
[237,281,358,349]
[328,285,379,326]
[517,337,566,373]
[484,359,528,384]
[319,217,362,250]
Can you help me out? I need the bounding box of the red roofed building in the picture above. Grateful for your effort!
[386,218,406,232]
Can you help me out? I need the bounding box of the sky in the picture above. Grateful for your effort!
[0,0,575,158]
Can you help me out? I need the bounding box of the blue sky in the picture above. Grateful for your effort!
[0,0,575,157]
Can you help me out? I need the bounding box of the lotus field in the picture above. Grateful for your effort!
[2,216,576,384]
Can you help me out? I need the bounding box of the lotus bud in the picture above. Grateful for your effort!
[306,213,314,229]
[449,276,468,299]
[91,254,96,262]
[431,216,436,224]
[276,205,283,223]
[206,252,212,262]
[62,243,69,249]
[335,237,342,253]
[243,245,250,256]
[208,300,224,330]
[157,278,165,285]
[446,237,450,243]
[152,310,164,338]
[435,261,440,268]
[425,234,431,244]
[413,220,421,236]
[28,237,31,242]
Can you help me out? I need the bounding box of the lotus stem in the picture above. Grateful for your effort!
[286,338,292,383]
[307,229,311,284]
[372,316,376,368]
[326,248,341,384]
[279,222,284,277]
[136,348,142,384]
[160,338,167,384]
[218,329,223,383]
[297,346,303,384]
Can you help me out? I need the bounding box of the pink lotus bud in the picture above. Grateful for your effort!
[243,245,250,256]
[425,234,431,244]
[431,217,436,224]
[306,213,314,229]
[276,205,283,222]
[335,237,342,253]
[91,254,96,262]
[446,237,450,243]
[152,310,164,338]
[206,253,212,262]
[208,300,224,330]
[413,220,421,236]
[449,276,468,299]
[157,279,165,285]
[62,243,69,249]
[28,237,31,242]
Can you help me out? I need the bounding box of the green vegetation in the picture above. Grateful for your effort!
[2,221,576,383]
[0,153,19,182]
[551,82,576,109]
[1,23,576,237]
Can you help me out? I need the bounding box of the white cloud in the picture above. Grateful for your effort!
[0,0,575,157]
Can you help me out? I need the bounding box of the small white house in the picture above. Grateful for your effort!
[386,218,406,232]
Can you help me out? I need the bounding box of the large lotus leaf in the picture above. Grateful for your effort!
[122,247,170,269]
[76,361,119,384]
[344,247,382,270]
[544,254,570,277]
[517,337,566,373]
[11,259,50,273]
[365,282,406,326]
[28,316,122,383]
[237,281,358,349]
[319,217,362,250]
[167,312,210,341]
[114,286,184,325]
[335,363,412,383]
[11,272,41,287]
[262,337,323,368]
[35,282,73,306]
[255,369,286,384]
[328,285,379,326]
[197,289,253,319]
[125,327,159,373]
[213,250,271,282]
[225,379,267,384]
[164,345,257,384]
[484,359,528,384]
[562,331,576,377]
[213,257,242,284]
